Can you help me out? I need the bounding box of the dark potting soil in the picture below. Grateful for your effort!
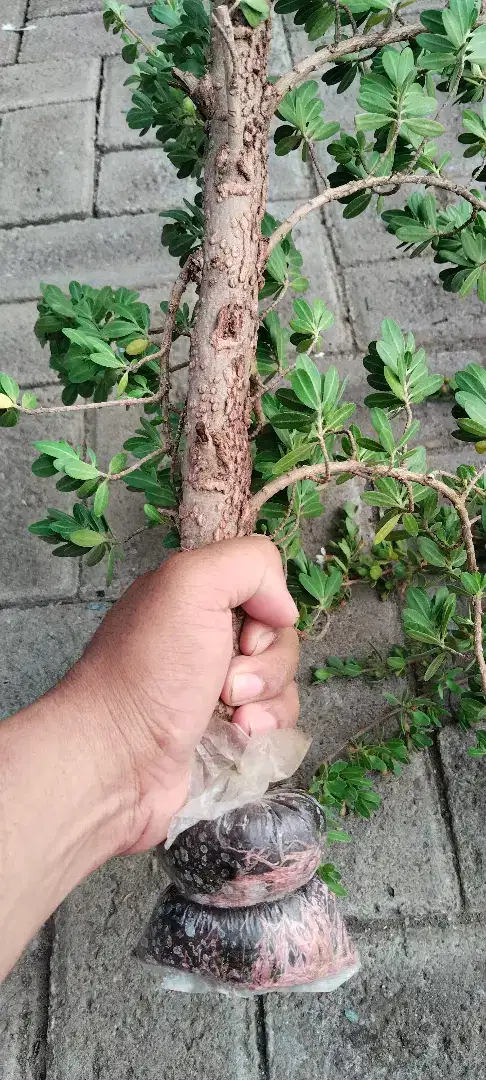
[159,791,326,906]
[139,875,357,991]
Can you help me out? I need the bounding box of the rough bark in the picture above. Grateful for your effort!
[180,6,272,548]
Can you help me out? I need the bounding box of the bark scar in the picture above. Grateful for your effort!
[211,304,244,349]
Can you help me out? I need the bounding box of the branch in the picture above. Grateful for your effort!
[267,173,486,252]
[171,69,214,118]
[243,457,486,695]
[244,460,461,527]
[18,393,160,417]
[271,22,423,103]
[107,448,167,482]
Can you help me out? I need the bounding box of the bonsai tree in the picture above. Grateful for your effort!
[2,0,486,893]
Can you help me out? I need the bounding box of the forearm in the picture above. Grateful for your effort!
[0,682,134,980]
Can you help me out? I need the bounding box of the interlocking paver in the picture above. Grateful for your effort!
[49,857,262,1080]
[30,0,147,14]
[0,101,95,226]
[0,301,54,386]
[265,925,486,1080]
[0,3,27,65]
[0,213,176,301]
[347,257,485,349]
[0,931,50,1080]
[0,56,99,111]
[19,8,154,62]
[439,726,486,912]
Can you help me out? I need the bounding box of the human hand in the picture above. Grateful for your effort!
[68,535,300,855]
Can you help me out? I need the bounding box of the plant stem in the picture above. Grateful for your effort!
[272,21,423,102]
[107,448,167,482]
[243,457,486,695]
[267,174,486,253]
[180,3,272,548]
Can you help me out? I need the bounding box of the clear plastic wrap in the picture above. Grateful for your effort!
[159,791,326,907]
[137,875,360,995]
[166,720,311,846]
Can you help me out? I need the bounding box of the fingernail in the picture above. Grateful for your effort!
[251,629,276,655]
[231,673,264,705]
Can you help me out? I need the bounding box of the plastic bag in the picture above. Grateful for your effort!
[159,791,326,907]
[166,719,311,847]
[137,875,360,995]
[139,718,359,995]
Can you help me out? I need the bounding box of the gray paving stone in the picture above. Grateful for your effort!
[297,585,404,782]
[0,2,26,65]
[347,257,485,350]
[49,856,261,1080]
[0,213,176,302]
[99,56,160,150]
[0,930,50,1080]
[0,601,106,717]
[265,924,486,1080]
[96,149,198,217]
[0,57,100,111]
[0,101,96,227]
[0,385,83,604]
[0,301,54,386]
[338,754,461,919]
[269,199,351,352]
[269,14,292,76]
[439,726,486,912]
[30,0,147,14]
[19,7,154,62]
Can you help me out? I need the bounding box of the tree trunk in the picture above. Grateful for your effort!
[180,7,272,548]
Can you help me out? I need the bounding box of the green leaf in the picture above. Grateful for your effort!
[70,529,106,549]
[417,536,447,567]
[241,0,269,24]
[93,479,110,517]
[63,459,100,481]
[374,512,401,544]
[34,438,77,459]
[109,452,128,473]
[21,392,37,410]
[370,408,395,454]
[291,353,322,410]
[272,442,316,476]
[0,373,19,403]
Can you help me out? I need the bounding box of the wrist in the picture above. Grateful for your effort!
[51,668,142,866]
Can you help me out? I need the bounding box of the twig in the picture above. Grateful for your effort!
[18,393,160,417]
[116,15,157,56]
[259,279,290,323]
[212,8,239,72]
[267,174,486,253]
[271,22,423,103]
[404,480,414,514]
[107,448,167,482]
[242,457,486,696]
[271,16,486,103]
[306,142,328,187]
[213,6,241,157]
[170,359,190,374]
